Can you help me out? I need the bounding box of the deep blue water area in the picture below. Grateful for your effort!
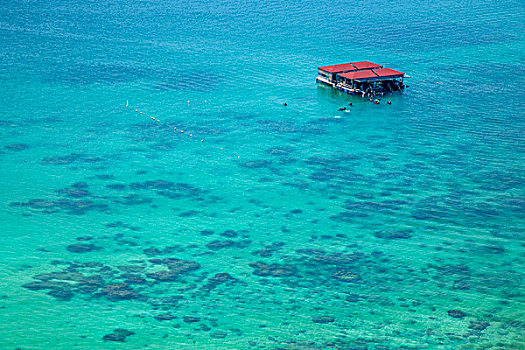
[0,0,524,349]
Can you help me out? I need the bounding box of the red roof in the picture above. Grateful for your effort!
[339,70,378,80]
[318,63,357,73]
[351,61,383,70]
[374,68,404,77]
[319,61,384,73]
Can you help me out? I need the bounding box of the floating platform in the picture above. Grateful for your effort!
[316,61,407,96]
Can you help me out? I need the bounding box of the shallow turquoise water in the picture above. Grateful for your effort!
[0,0,524,349]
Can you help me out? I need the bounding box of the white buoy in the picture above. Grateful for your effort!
[200,140,203,142]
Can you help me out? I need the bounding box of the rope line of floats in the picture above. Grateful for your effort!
[125,100,234,155]
[125,98,393,153]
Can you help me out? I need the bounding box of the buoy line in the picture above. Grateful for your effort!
[125,101,223,151]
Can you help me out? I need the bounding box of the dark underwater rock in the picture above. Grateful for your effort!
[239,160,272,169]
[146,270,179,282]
[220,230,238,238]
[179,210,198,217]
[183,316,201,323]
[200,230,214,236]
[296,248,362,266]
[10,199,56,210]
[106,221,141,231]
[252,249,273,257]
[279,157,297,165]
[102,333,125,342]
[431,264,471,277]
[79,275,104,287]
[102,328,135,342]
[155,314,177,321]
[42,153,103,166]
[76,275,105,294]
[143,246,184,257]
[94,174,114,180]
[472,245,505,255]
[84,262,105,268]
[249,262,298,278]
[209,272,235,283]
[33,272,84,282]
[469,321,489,331]
[116,194,152,206]
[453,280,471,290]
[155,296,183,308]
[235,240,252,249]
[66,243,102,253]
[56,188,91,198]
[266,146,293,156]
[374,230,413,240]
[312,316,335,324]
[5,143,30,151]
[203,273,236,291]
[146,259,199,282]
[101,283,141,301]
[129,180,206,200]
[210,331,227,339]
[252,242,284,258]
[71,182,89,189]
[199,324,211,331]
[125,276,146,284]
[23,280,71,291]
[148,258,200,274]
[47,288,74,301]
[106,184,126,190]
[206,240,235,250]
[309,169,338,182]
[10,198,109,215]
[118,265,145,273]
[345,294,361,303]
[332,270,362,283]
[448,309,466,319]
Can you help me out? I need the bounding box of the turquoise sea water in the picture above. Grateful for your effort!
[1,0,524,349]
